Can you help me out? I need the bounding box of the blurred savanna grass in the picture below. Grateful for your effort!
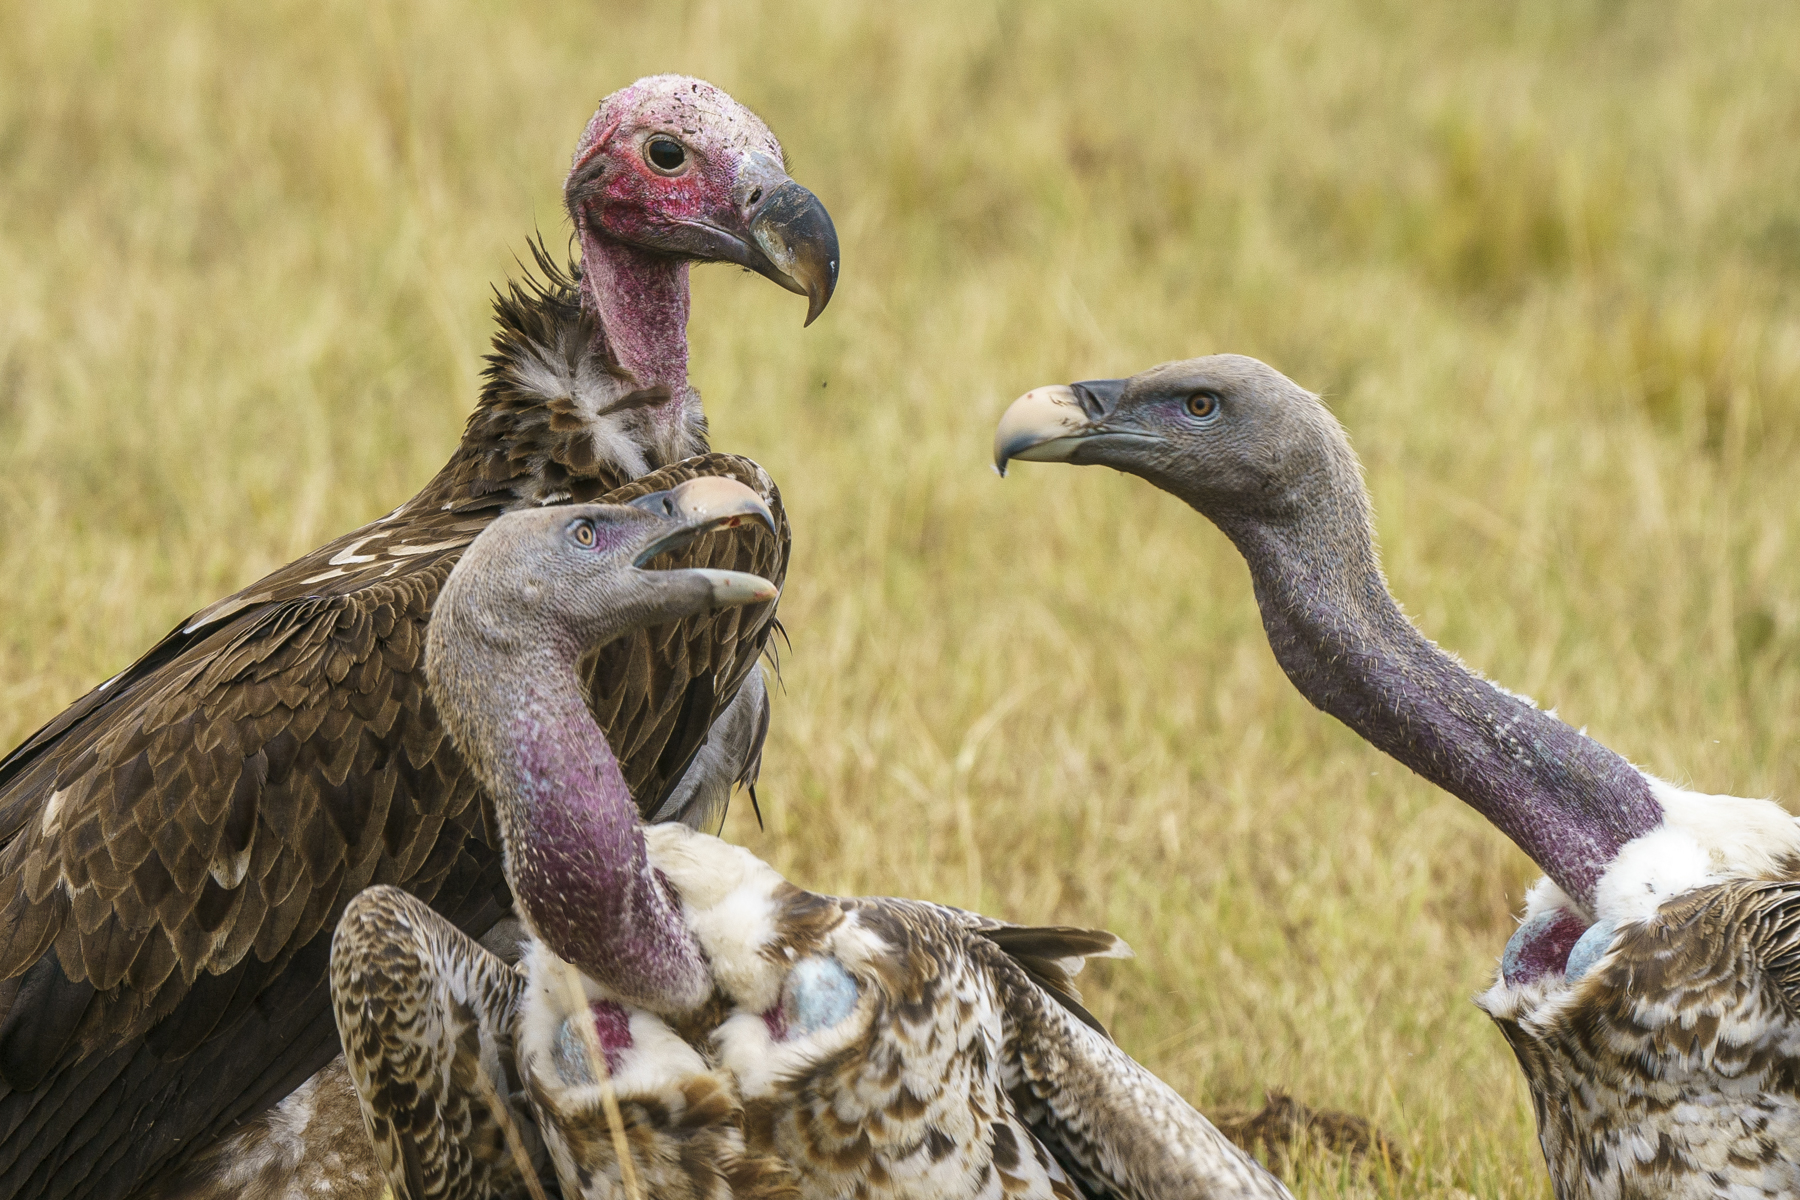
[4,1,1800,1195]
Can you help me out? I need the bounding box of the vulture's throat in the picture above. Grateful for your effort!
[580,230,691,408]
[458,635,709,1011]
[1216,495,1661,909]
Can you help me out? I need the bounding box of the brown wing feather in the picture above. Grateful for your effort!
[330,885,532,1200]
[981,939,1291,1200]
[0,452,786,1199]
[968,919,1129,1039]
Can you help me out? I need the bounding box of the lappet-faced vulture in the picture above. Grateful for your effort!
[997,355,1800,1199]
[323,489,1293,1200]
[0,74,836,1200]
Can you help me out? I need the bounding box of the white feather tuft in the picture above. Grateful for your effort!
[1587,776,1800,925]
[1522,875,1584,924]
[643,823,789,1013]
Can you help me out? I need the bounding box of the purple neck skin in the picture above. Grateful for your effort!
[1215,507,1662,910]
[580,228,691,402]
[495,645,708,1011]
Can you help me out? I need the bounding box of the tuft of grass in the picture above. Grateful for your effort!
[4,2,1799,1196]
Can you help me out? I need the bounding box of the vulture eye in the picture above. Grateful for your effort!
[1185,391,1221,420]
[645,137,687,173]
[568,518,597,549]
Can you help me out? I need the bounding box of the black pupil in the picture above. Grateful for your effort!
[1191,393,1216,415]
[649,139,685,170]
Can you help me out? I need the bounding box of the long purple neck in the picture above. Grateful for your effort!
[486,642,707,1010]
[1214,500,1662,909]
[580,230,691,397]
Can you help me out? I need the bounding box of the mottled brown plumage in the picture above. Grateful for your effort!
[0,255,788,1196]
[142,1059,389,1200]
[0,61,840,1194]
[330,886,534,1200]
[324,492,801,1200]
[321,885,801,1200]
[518,933,802,1200]
[654,825,1294,1200]
[313,831,1294,1200]
[1483,859,1800,1199]
[309,490,1290,1200]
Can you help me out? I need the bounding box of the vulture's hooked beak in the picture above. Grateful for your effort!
[731,153,839,326]
[992,379,1128,475]
[629,477,778,607]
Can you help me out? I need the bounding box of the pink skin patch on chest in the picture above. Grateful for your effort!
[1501,908,1591,987]
[590,1000,635,1075]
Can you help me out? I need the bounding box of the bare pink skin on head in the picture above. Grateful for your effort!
[566,76,786,419]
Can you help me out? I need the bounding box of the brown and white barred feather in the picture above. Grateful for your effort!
[319,888,798,1200]
[140,1059,386,1200]
[649,825,1293,1200]
[297,827,1289,1200]
[516,941,799,1200]
[1483,874,1800,1200]
[329,886,536,1200]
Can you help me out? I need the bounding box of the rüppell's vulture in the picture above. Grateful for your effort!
[322,487,1293,1200]
[997,355,1800,1199]
[0,74,836,1199]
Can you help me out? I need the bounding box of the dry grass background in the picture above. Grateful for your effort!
[3,0,1799,1195]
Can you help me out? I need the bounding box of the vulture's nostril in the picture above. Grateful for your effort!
[748,187,763,206]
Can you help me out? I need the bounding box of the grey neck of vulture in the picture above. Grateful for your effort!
[1207,449,1661,911]
[430,604,708,1012]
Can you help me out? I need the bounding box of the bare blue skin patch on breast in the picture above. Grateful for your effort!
[782,956,859,1035]
[1563,919,1615,983]
[554,1017,597,1085]
[552,999,633,1083]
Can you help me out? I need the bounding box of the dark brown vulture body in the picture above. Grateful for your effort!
[0,252,789,1198]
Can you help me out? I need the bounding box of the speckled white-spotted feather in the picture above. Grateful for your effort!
[648,824,1292,1200]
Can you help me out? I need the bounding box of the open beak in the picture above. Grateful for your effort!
[629,477,778,606]
[992,379,1126,475]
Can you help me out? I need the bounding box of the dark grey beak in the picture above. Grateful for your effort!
[714,149,838,325]
[741,179,839,326]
